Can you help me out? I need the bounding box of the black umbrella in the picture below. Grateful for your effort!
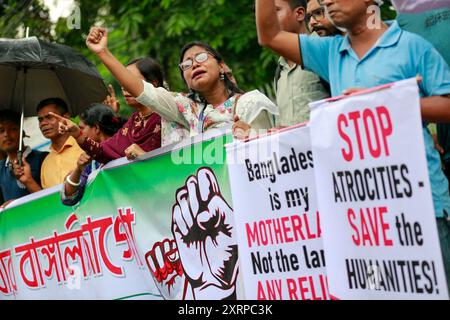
[0,36,108,163]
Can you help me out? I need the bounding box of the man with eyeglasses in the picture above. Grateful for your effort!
[256,0,450,291]
[273,0,330,128]
[306,0,342,36]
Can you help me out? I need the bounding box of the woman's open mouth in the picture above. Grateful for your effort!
[192,69,207,80]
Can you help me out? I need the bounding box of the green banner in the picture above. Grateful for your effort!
[0,132,239,300]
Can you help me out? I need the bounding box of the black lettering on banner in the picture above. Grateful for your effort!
[345,258,439,294]
[251,251,275,275]
[395,213,424,247]
[243,149,314,185]
[269,188,282,211]
[332,164,414,203]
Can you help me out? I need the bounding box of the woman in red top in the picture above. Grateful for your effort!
[52,57,164,163]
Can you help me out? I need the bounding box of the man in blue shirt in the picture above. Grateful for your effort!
[256,0,450,289]
[0,110,48,208]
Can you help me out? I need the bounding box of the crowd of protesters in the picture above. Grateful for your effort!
[0,0,449,289]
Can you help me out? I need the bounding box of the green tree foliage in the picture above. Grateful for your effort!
[55,0,396,91]
[1,0,397,116]
[54,0,278,94]
[48,0,283,116]
[381,1,397,21]
[0,0,53,40]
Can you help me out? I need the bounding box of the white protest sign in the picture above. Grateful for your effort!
[226,126,329,300]
[309,78,449,300]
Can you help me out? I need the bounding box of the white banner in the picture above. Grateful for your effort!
[226,126,329,300]
[309,78,449,300]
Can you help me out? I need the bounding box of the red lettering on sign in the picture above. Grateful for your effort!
[347,206,393,247]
